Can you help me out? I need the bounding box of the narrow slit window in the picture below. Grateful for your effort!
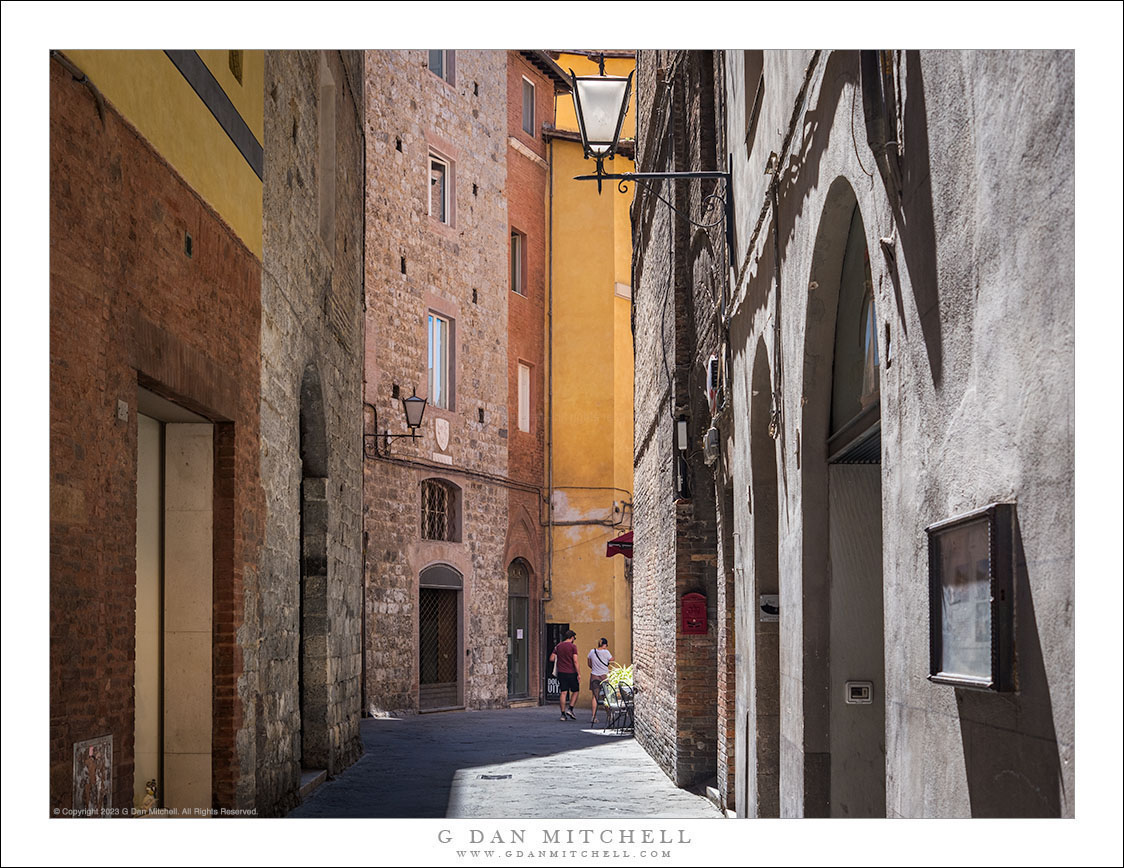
[428,312,452,410]
[430,156,449,224]
[518,363,531,433]
[522,77,535,136]
[510,231,524,296]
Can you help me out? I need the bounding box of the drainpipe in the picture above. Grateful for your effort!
[543,135,555,706]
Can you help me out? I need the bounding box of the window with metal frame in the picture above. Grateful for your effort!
[510,230,525,296]
[428,50,455,84]
[429,155,450,224]
[427,312,452,409]
[518,363,531,433]
[522,77,535,136]
[421,478,454,541]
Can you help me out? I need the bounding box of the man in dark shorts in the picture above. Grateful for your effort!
[550,630,580,720]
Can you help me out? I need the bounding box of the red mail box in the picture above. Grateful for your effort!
[681,592,707,635]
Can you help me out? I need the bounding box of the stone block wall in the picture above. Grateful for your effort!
[257,49,366,815]
[362,50,513,714]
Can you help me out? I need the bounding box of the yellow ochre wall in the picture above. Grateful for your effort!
[64,49,264,258]
[548,52,635,671]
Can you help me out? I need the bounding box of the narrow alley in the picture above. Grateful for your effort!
[289,706,722,819]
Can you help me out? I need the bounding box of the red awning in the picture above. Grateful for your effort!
[606,530,633,558]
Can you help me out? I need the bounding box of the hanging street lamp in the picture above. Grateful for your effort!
[568,53,733,258]
[570,53,734,507]
[363,388,428,457]
[569,55,634,192]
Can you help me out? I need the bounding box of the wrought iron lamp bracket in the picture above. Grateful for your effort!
[575,169,734,253]
[363,401,422,459]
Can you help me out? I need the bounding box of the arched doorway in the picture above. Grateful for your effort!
[507,559,531,698]
[419,563,463,710]
[800,179,886,817]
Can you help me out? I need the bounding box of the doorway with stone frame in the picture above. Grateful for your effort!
[419,564,464,710]
[507,559,531,699]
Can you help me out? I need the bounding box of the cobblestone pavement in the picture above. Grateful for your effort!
[289,705,723,819]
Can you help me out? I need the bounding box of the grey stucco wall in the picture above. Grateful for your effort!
[720,49,1074,817]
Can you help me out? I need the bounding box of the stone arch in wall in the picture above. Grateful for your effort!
[299,362,330,771]
[798,177,886,817]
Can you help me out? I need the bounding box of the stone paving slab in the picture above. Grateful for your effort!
[289,705,722,819]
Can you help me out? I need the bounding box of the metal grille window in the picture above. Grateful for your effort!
[421,478,453,541]
[419,587,458,685]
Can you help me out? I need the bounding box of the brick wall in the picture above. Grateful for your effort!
[503,52,555,699]
[49,54,264,812]
[632,50,726,790]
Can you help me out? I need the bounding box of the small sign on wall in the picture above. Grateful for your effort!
[73,735,113,814]
[759,594,779,622]
[926,502,1016,692]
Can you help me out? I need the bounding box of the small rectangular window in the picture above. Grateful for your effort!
[510,230,524,296]
[518,363,531,433]
[522,77,535,136]
[430,155,449,224]
[428,50,455,85]
[743,50,765,153]
[428,312,453,409]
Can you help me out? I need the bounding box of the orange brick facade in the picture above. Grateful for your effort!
[49,55,264,812]
[504,51,559,700]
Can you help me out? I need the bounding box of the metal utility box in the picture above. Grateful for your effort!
[681,592,707,635]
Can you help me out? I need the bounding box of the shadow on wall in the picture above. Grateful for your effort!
[955,516,1063,817]
[890,50,943,389]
